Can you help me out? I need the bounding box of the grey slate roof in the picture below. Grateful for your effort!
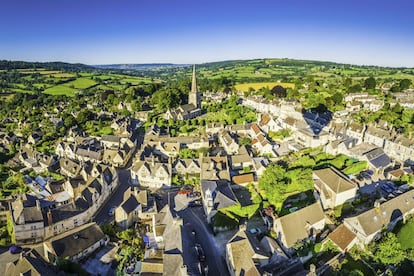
[121,196,139,214]
[5,250,59,276]
[48,222,105,258]
[201,180,237,210]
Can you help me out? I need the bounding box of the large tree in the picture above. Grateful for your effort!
[363,77,376,90]
[271,85,287,98]
[374,232,405,266]
[399,79,412,90]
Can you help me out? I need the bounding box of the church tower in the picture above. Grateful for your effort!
[189,65,201,108]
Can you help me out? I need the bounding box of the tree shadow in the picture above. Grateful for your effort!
[279,190,315,216]
[301,104,333,135]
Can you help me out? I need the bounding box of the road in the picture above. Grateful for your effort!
[179,207,230,276]
[93,168,131,225]
[93,133,144,225]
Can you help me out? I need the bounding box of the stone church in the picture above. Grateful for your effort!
[164,65,201,120]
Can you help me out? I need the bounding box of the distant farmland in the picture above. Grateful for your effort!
[235,82,295,91]
[43,77,97,96]
[64,78,97,89]
[43,85,77,96]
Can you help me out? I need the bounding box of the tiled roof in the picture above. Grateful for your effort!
[328,224,356,251]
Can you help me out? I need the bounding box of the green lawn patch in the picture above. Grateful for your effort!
[342,161,367,175]
[339,256,374,276]
[396,219,414,250]
[213,211,239,229]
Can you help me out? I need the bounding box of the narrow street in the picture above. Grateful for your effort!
[179,207,230,276]
[93,133,143,225]
[93,168,131,225]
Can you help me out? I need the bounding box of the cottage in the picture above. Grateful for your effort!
[131,159,172,188]
[344,190,414,245]
[219,130,239,155]
[346,122,365,144]
[364,126,392,149]
[201,180,238,223]
[294,127,329,149]
[200,156,230,181]
[313,167,357,209]
[273,202,325,249]
[226,226,271,276]
[10,195,45,244]
[59,158,81,178]
[44,222,107,263]
[384,134,414,164]
[172,158,201,175]
[5,250,58,276]
[327,224,358,252]
[142,205,190,275]
[258,113,280,133]
[115,187,157,229]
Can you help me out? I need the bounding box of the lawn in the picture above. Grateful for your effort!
[235,82,295,91]
[43,85,77,96]
[396,219,414,250]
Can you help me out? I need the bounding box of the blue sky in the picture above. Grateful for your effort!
[1,0,413,67]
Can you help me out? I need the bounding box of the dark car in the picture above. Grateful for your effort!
[9,245,23,254]
[151,193,162,200]
[381,183,393,193]
[195,243,206,262]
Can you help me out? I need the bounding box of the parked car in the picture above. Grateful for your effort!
[381,183,393,193]
[108,206,116,216]
[195,243,206,262]
[9,245,22,254]
[151,193,162,200]
[249,227,262,234]
[365,170,374,176]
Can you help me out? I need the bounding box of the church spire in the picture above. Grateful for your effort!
[191,64,197,93]
[189,64,200,108]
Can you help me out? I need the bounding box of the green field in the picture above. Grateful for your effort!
[64,78,97,89]
[235,82,295,91]
[49,72,75,78]
[43,85,77,96]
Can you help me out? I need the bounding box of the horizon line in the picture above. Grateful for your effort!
[1,57,413,69]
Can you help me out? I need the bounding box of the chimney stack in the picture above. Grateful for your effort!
[47,209,53,226]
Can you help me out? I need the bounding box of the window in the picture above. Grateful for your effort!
[31,232,37,238]
[31,225,36,230]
